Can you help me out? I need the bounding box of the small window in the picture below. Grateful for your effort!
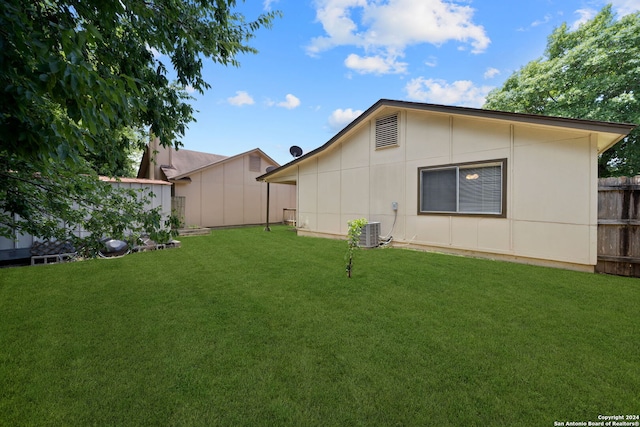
[375,114,398,148]
[249,155,261,172]
[419,159,506,216]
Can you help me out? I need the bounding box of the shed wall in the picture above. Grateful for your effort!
[0,180,172,261]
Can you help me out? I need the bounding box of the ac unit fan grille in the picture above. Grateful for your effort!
[359,222,380,248]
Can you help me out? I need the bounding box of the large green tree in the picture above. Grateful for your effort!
[0,0,278,248]
[484,5,640,177]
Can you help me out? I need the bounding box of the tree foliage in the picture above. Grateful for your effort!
[0,0,279,245]
[484,5,640,177]
[2,164,174,257]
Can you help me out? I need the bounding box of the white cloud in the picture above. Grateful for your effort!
[571,8,597,29]
[571,2,640,30]
[405,77,494,108]
[185,85,196,94]
[610,0,640,16]
[531,14,552,27]
[277,94,301,109]
[263,0,279,11]
[483,67,500,79]
[145,44,163,59]
[227,91,255,107]
[518,12,561,32]
[344,53,407,74]
[307,0,365,56]
[424,56,438,67]
[307,0,490,74]
[328,108,364,131]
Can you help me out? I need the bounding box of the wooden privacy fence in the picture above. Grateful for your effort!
[597,176,640,277]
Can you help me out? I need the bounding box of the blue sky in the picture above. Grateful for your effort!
[175,0,640,166]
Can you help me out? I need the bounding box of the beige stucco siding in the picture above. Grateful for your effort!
[512,129,593,224]
[341,168,370,218]
[406,113,451,161]
[180,175,202,227]
[177,153,296,228]
[222,156,244,227]
[509,128,598,265]
[451,116,512,160]
[342,128,370,169]
[297,166,318,231]
[294,108,604,269]
[200,167,224,227]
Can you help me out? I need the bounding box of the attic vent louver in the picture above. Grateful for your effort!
[375,114,398,149]
[249,155,261,172]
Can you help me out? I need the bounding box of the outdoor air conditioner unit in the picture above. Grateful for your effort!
[359,222,380,248]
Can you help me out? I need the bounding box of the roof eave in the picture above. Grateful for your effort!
[256,99,637,182]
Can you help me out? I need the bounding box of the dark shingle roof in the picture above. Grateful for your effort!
[160,149,228,180]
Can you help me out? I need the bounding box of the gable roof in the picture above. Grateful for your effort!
[138,145,282,182]
[169,147,280,181]
[137,146,226,180]
[160,148,228,180]
[257,98,636,182]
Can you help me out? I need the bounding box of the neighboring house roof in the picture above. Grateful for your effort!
[168,148,280,181]
[257,98,636,182]
[161,149,229,180]
[137,145,282,182]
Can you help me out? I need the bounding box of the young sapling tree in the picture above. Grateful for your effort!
[345,218,367,278]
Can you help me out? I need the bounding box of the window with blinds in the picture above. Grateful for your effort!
[375,114,398,148]
[419,159,506,216]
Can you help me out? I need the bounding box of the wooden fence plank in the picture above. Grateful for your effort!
[596,176,640,277]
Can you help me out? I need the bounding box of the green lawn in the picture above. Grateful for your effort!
[1,226,638,426]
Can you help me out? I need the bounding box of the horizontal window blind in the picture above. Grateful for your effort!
[419,160,504,215]
[458,165,502,214]
[421,168,457,212]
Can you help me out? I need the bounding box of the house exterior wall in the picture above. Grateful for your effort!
[176,154,296,228]
[295,108,599,270]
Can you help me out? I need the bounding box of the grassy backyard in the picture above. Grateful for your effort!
[0,225,638,426]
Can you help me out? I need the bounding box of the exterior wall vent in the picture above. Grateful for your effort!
[249,155,261,172]
[359,222,381,248]
[375,114,398,148]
